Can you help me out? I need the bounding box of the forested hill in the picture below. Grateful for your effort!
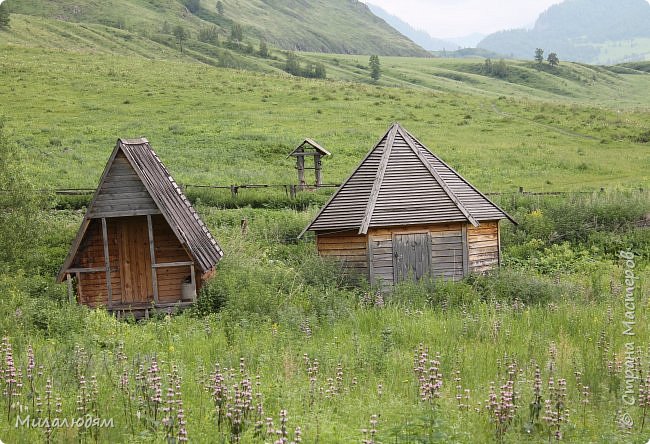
[4,0,428,56]
[478,0,650,64]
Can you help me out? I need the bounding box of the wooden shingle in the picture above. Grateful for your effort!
[301,123,514,236]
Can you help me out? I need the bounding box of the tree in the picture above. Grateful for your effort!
[0,3,10,31]
[173,25,188,53]
[492,59,508,79]
[547,52,560,67]
[216,1,224,15]
[0,120,44,266]
[313,63,326,79]
[184,0,200,14]
[230,23,243,43]
[534,48,544,64]
[369,55,380,81]
[284,51,300,76]
[258,39,269,58]
[483,58,493,75]
[198,26,219,45]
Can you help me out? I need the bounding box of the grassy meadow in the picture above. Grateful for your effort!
[1,14,650,444]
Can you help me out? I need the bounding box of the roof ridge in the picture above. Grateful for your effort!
[397,126,479,227]
[298,124,395,238]
[359,124,399,234]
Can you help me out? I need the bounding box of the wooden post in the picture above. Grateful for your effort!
[230,185,238,198]
[367,236,374,286]
[315,154,322,187]
[66,274,74,303]
[461,225,469,277]
[190,264,197,303]
[497,222,502,267]
[75,272,81,302]
[240,218,248,235]
[101,218,113,309]
[290,185,297,199]
[297,155,306,190]
[147,215,159,305]
[519,186,524,193]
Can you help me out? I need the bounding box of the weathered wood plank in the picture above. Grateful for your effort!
[153,261,194,268]
[147,215,159,305]
[89,209,162,218]
[101,218,113,309]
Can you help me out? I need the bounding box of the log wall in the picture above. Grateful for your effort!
[467,220,500,273]
[75,219,121,308]
[151,215,193,303]
[72,215,194,308]
[315,230,368,279]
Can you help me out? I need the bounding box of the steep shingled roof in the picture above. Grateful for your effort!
[57,138,223,282]
[301,123,514,236]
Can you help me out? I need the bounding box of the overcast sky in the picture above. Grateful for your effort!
[364,0,566,38]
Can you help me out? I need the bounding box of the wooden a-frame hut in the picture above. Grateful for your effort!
[300,123,515,287]
[57,138,223,315]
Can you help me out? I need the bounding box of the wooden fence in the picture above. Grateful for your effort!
[1,185,646,198]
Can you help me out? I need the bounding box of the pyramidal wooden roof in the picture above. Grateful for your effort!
[57,138,223,281]
[301,123,514,236]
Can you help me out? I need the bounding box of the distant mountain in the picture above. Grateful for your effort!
[6,0,429,57]
[449,33,486,49]
[367,3,458,51]
[479,0,650,64]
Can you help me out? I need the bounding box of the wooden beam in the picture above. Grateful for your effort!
[315,154,322,187]
[66,274,74,304]
[190,264,196,303]
[461,225,469,277]
[89,209,161,219]
[359,124,398,235]
[497,222,502,267]
[152,261,194,268]
[101,218,113,309]
[297,155,306,190]
[76,272,82,302]
[367,237,375,286]
[147,215,159,305]
[65,267,106,274]
[399,127,480,228]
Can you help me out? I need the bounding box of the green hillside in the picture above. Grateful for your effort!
[1,43,648,193]
[4,0,428,56]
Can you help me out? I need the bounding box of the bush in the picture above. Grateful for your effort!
[389,276,478,309]
[467,269,574,305]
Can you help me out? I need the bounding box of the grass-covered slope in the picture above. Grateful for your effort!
[4,0,428,56]
[0,45,648,194]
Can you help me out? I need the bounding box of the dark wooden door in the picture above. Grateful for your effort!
[393,233,431,283]
[115,217,153,305]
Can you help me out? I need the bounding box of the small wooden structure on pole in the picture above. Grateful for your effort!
[288,139,331,189]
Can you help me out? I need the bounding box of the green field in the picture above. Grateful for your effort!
[1,9,650,444]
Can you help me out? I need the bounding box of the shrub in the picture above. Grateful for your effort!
[389,276,478,309]
[467,269,574,305]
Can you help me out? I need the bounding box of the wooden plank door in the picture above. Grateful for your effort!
[115,217,153,305]
[392,233,431,283]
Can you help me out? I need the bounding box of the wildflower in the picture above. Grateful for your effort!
[361,414,379,444]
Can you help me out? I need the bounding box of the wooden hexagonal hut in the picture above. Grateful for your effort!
[57,138,223,315]
[300,123,515,286]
